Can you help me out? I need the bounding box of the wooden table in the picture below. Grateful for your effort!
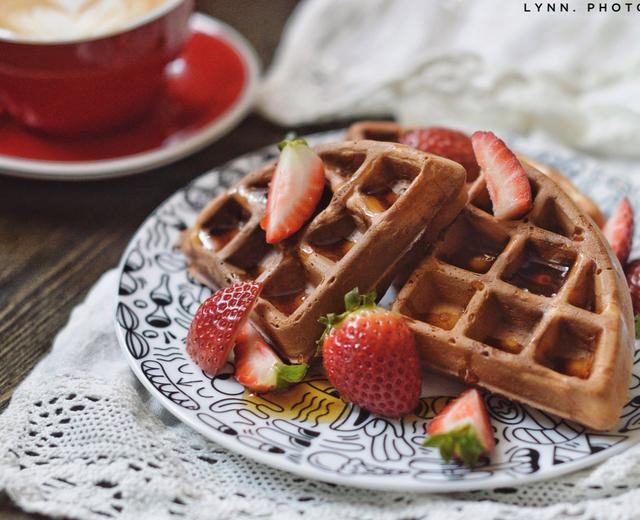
[0,2,348,517]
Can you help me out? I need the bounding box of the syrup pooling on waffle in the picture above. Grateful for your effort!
[183,140,467,363]
[393,165,634,430]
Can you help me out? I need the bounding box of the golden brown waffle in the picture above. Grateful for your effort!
[347,121,605,226]
[181,140,467,363]
[392,163,634,430]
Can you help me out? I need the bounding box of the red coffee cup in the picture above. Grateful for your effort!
[0,0,194,135]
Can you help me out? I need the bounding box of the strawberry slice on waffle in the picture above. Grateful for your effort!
[261,138,325,244]
[471,131,532,220]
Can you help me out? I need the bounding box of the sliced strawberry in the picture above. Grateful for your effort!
[186,281,262,375]
[424,388,495,467]
[260,138,325,244]
[400,127,480,181]
[603,197,634,266]
[234,324,308,392]
[471,131,532,220]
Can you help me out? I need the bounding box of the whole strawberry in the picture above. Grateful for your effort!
[187,281,262,374]
[320,288,422,417]
[400,127,480,181]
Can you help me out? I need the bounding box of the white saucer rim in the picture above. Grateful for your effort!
[0,13,260,181]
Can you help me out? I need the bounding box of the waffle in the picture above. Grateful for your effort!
[347,121,605,226]
[182,140,467,363]
[392,162,634,430]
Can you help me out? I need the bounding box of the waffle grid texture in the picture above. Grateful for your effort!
[348,121,634,429]
[392,163,632,430]
[182,140,466,362]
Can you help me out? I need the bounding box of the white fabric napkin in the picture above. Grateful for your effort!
[3,267,640,520]
[258,0,640,159]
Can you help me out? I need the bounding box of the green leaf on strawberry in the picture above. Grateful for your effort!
[276,363,308,389]
[635,315,640,339]
[423,424,486,467]
[317,287,377,350]
[278,136,308,151]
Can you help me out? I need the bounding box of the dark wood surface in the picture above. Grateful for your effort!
[0,1,349,517]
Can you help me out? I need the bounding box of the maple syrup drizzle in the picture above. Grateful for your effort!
[268,287,309,315]
[421,304,462,331]
[245,376,345,423]
[239,263,266,281]
[443,243,502,274]
[484,335,523,354]
[198,224,242,251]
[561,356,593,379]
[507,247,572,297]
[311,237,356,262]
[538,323,597,379]
[199,194,250,251]
[362,186,400,213]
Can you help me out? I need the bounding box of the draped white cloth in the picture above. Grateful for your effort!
[259,0,640,159]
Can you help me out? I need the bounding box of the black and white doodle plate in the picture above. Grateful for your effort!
[114,131,640,492]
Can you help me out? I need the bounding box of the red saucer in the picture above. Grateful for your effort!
[0,14,259,180]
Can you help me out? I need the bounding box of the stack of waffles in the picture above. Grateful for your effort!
[182,128,634,430]
[182,140,467,363]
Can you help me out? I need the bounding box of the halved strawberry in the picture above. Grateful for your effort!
[471,131,532,220]
[234,324,308,392]
[186,281,262,375]
[260,138,325,244]
[424,388,495,467]
[603,197,634,266]
[400,127,480,181]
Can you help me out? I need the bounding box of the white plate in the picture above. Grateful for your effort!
[114,130,640,492]
[0,14,259,181]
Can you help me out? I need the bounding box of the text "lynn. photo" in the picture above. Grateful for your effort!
[524,2,640,12]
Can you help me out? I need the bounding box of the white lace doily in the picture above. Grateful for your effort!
[2,139,640,518]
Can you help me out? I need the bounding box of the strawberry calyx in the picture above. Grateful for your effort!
[423,424,486,467]
[317,288,377,349]
[275,363,309,389]
[277,137,309,151]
